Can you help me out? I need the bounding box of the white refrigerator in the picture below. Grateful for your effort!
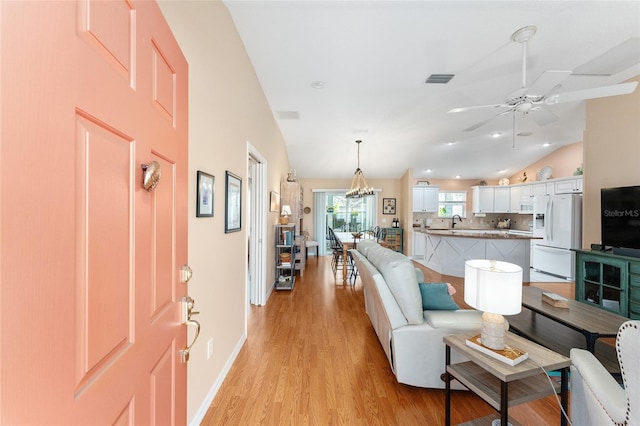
[532,194,582,279]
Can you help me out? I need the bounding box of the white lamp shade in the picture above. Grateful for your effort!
[464,259,523,315]
[281,205,292,216]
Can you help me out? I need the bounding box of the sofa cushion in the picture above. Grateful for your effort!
[366,244,405,266]
[377,258,424,325]
[356,239,378,257]
[418,283,459,310]
[423,310,482,330]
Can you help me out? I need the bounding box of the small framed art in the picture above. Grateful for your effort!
[196,170,214,217]
[383,198,396,215]
[270,191,280,212]
[225,171,242,233]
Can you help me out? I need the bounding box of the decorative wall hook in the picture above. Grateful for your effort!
[141,161,161,191]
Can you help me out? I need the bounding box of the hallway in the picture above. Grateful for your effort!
[202,256,566,425]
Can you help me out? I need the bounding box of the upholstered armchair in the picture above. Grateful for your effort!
[570,320,639,425]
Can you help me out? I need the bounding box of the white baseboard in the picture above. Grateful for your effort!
[188,333,247,426]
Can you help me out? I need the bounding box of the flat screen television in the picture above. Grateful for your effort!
[601,185,640,251]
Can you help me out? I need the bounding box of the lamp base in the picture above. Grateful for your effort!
[279,216,289,225]
[480,312,508,350]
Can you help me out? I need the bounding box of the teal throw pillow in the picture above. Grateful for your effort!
[418,282,459,310]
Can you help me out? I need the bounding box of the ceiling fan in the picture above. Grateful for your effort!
[449,25,638,132]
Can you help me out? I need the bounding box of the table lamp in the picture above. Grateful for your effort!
[464,259,523,350]
[280,205,292,224]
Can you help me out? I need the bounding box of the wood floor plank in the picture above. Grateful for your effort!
[201,256,572,425]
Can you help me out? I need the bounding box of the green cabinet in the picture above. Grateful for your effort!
[575,250,640,318]
[382,228,403,253]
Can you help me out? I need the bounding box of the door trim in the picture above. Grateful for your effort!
[247,143,267,306]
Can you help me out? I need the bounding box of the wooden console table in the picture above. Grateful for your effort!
[506,286,627,374]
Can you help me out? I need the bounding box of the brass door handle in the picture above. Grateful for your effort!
[180,295,201,363]
[180,318,201,363]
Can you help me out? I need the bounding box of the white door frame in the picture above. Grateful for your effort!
[247,143,267,306]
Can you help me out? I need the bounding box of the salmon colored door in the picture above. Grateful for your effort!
[1,1,188,424]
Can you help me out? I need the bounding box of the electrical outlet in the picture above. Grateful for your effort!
[207,338,214,360]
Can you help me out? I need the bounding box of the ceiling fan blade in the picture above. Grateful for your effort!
[448,103,509,113]
[527,70,572,97]
[463,116,497,132]
[530,106,559,126]
[546,81,638,104]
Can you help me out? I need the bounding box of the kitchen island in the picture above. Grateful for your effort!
[414,229,539,282]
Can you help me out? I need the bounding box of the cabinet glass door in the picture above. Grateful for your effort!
[578,254,627,315]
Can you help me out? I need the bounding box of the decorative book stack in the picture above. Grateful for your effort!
[542,292,569,308]
[466,335,529,366]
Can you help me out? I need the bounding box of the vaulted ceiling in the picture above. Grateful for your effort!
[223,1,640,180]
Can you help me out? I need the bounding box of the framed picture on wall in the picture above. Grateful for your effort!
[270,191,280,212]
[225,171,242,233]
[196,170,214,217]
[383,198,396,215]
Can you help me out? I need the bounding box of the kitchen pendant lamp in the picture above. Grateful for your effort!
[346,140,374,198]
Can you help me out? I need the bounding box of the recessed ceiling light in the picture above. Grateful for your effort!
[542,142,551,147]
[498,169,507,174]
[425,169,432,173]
[492,132,502,138]
[455,175,461,179]
[447,141,456,146]
[310,81,325,89]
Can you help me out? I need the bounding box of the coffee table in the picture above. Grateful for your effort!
[444,332,570,426]
[506,286,627,374]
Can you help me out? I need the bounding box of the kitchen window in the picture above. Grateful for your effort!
[438,191,466,218]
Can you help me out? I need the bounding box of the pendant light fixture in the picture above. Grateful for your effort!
[346,140,374,198]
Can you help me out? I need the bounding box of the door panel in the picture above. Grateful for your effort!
[75,112,134,391]
[151,154,176,317]
[1,1,188,424]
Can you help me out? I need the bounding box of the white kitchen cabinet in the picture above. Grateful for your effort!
[510,186,522,213]
[493,186,511,213]
[412,186,439,212]
[554,176,583,194]
[472,186,494,213]
[532,182,554,196]
[412,231,426,259]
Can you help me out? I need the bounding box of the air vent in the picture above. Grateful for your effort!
[425,74,455,84]
[277,111,300,120]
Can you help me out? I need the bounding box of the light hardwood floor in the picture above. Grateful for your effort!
[202,256,574,425]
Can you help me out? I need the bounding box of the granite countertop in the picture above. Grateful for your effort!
[414,228,539,239]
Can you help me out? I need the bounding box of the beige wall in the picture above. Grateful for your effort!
[509,142,583,183]
[158,2,291,422]
[583,76,640,247]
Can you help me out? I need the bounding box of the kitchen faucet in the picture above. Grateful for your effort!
[452,214,463,229]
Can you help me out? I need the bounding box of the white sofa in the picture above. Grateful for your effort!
[570,320,639,425]
[350,240,482,389]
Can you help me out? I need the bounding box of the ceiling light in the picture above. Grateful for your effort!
[425,169,432,173]
[447,141,456,146]
[498,169,507,174]
[346,140,374,198]
[455,175,461,179]
[492,132,502,138]
[543,142,551,147]
[310,81,325,89]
